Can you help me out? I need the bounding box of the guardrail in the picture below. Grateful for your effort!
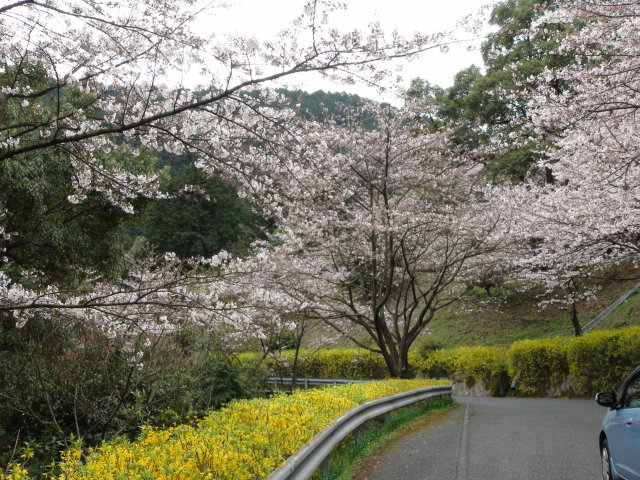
[266,384,452,480]
[582,281,640,333]
[267,376,368,391]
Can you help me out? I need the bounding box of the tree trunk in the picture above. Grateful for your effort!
[569,301,582,336]
[291,337,302,390]
[384,345,415,378]
[380,348,400,378]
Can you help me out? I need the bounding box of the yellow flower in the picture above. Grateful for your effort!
[15,379,446,480]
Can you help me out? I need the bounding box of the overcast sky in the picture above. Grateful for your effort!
[206,0,496,102]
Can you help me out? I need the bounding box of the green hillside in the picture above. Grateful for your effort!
[306,266,640,351]
[420,266,640,349]
[419,277,640,350]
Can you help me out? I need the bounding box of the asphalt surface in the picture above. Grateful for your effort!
[353,396,604,480]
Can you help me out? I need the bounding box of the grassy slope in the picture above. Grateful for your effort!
[304,266,640,351]
[417,269,640,349]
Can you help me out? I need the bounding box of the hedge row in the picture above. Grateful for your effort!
[419,327,640,397]
[416,346,509,396]
[238,349,421,379]
[510,327,640,396]
[242,327,640,398]
[506,337,569,396]
[1,380,447,480]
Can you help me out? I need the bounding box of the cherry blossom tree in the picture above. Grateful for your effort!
[485,0,640,334]
[528,0,640,251]
[0,0,463,204]
[225,101,502,377]
[0,252,238,335]
[1,0,473,333]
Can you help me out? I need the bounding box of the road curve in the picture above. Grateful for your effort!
[352,396,604,480]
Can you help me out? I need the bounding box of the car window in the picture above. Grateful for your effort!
[622,375,640,408]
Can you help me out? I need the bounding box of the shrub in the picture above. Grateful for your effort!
[506,338,570,397]
[1,379,448,480]
[418,346,508,395]
[0,320,249,476]
[419,346,506,380]
[453,346,507,385]
[197,358,247,410]
[416,347,459,379]
[567,327,640,395]
[505,328,640,397]
[240,348,422,379]
[242,327,640,400]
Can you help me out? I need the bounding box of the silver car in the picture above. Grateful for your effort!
[597,366,640,480]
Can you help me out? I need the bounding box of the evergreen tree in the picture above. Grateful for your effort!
[141,165,268,258]
[410,0,569,182]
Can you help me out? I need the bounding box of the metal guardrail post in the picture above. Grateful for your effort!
[382,412,391,425]
[266,385,452,480]
[320,456,330,476]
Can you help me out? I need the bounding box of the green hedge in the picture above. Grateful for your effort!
[508,327,640,396]
[567,327,640,395]
[238,349,421,379]
[418,346,508,395]
[506,338,570,397]
[239,327,640,397]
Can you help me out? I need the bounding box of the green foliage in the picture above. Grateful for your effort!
[0,320,249,475]
[507,327,640,396]
[425,328,640,398]
[416,328,640,398]
[141,165,267,258]
[454,347,508,385]
[506,337,570,396]
[418,346,508,390]
[198,358,246,410]
[567,328,640,395]
[415,347,459,379]
[409,0,570,183]
[0,64,158,287]
[277,89,376,129]
[0,155,145,285]
[238,349,422,380]
[415,337,446,358]
[482,0,553,69]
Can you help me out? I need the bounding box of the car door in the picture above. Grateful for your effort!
[610,373,640,480]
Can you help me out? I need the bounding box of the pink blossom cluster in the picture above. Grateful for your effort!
[485,0,640,306]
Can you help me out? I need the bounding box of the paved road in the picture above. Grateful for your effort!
[353,397,604,480]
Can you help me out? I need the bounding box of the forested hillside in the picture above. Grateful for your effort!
[136,89,370,258]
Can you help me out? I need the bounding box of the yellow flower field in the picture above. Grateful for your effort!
[1,379,447,480]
